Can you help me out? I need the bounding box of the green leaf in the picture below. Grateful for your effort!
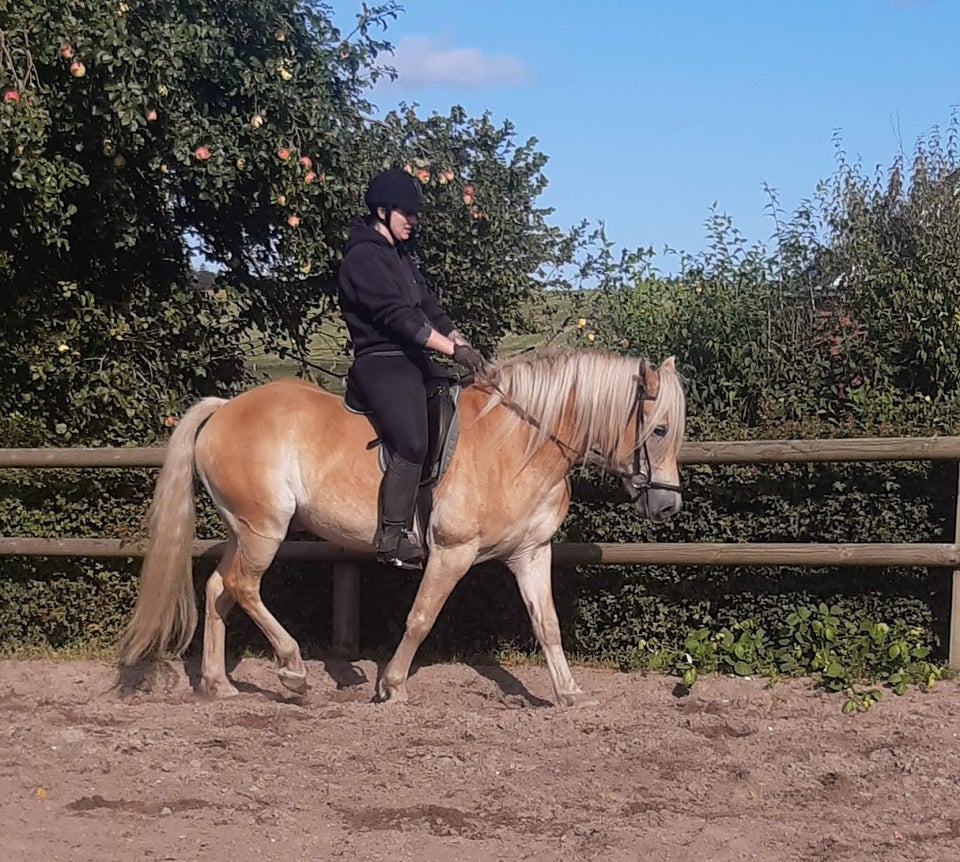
[824,662,846,679]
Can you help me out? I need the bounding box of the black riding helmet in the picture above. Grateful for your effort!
[364,168,423,215]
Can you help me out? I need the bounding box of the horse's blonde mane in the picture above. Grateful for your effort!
[480,348,685,464]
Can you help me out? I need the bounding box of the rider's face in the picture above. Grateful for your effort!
[382,207,417,242]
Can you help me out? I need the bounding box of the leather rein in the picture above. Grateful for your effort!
[482,359,681,504]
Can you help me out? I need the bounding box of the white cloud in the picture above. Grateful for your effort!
[384,35,531,89]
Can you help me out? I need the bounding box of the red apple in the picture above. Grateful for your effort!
[276,194,287,206]
[277,147,291,160]
[463,184,474,196]
[415,169,430,183]
[304,171,316,184]
[193,145,210,160]
[69,61,86,77]
[287,214,300,227]
[60,43,73,59]
[299,155,312,169]
[2,89,19,103]
[146,109,157,121]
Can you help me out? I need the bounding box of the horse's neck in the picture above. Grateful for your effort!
[498,385,582,480]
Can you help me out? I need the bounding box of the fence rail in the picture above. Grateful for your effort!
[2,538,960,568]
[3,438,960,666]
[5,435,960,468]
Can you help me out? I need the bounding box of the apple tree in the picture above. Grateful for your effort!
[0,0,400,444]
[1,0,591,447]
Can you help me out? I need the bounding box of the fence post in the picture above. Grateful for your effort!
[331,563,360,659]
[951,463,960,668]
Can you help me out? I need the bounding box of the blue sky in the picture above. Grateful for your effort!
[336,0,959,271]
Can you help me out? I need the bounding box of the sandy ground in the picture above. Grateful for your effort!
[2,657,959,862]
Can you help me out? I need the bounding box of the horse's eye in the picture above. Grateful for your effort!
[653,426,668,438]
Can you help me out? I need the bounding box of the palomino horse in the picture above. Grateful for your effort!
[117,348,686,706]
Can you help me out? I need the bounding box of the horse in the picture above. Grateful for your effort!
[117,348,686,706]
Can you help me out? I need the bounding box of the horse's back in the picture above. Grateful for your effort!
[204,377,342,437]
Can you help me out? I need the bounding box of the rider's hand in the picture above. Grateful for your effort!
[452,343,488,376]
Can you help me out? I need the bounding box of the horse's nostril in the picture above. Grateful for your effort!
[658,498,682,520]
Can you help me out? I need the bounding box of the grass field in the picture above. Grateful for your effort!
[241,290,587,393]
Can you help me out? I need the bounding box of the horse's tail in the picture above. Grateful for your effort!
[117,396,227,665]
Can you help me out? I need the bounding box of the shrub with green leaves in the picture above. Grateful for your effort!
[554,119,960,699]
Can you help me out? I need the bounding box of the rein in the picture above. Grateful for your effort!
[483,360,681,502]
[283,347,680,504]
[276,346,347,381]
[482,376,583,464]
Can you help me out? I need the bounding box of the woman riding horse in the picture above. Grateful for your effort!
[338,168,488,569]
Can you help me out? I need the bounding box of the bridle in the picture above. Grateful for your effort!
[484,359,682,505]
[608,360,683,504]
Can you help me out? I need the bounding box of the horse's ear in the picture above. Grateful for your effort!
[661,356,676,371]
[639,357,658,396]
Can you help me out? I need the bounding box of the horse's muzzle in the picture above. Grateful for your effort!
[635,488,682,523]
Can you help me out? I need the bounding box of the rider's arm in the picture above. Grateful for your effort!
[344,248,434,347]
[424,329,457,356]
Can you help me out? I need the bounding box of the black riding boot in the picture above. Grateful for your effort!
[375,454,427,569]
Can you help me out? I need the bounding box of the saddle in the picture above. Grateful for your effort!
[343,372,462,545]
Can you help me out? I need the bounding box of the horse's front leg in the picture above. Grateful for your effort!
[506,543,594,707]
[378,544,477,703]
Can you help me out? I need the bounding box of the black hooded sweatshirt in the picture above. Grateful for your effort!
[338,220,455,357]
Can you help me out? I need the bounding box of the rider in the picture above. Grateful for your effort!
[338,167,488,569]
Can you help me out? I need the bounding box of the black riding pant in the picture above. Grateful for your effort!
[350,352,434,465]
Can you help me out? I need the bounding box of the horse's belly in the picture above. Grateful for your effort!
[291,500,377,550]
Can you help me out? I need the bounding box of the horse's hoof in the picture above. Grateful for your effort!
[376,683,409,704]
[557,690,599,709]
[201,678,239,699]
[277,668,308,694]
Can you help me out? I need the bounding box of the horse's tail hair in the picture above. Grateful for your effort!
[117,397,227,665]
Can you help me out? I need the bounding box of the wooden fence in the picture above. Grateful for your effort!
[3,437,960,666]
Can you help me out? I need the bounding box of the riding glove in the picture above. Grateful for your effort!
[452,343,488,376]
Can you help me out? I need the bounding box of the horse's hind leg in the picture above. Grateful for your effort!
[223,531,308,694]
[506,543,593,707]
[199,539,238,698]
[378,544,477,703]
